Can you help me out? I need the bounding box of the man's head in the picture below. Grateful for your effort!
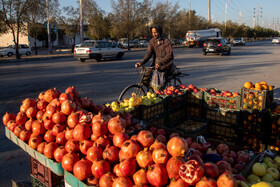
[150,26,162,39]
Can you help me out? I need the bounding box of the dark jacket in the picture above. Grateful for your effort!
[139,37,174,72]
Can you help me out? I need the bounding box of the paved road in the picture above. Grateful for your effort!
[0,40,280,186]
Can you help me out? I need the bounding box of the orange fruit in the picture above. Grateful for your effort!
[268,85,274,90]
[261,84,268,90]
[254,83,262,90]
[260,81,267,86]
[244,82,253,89]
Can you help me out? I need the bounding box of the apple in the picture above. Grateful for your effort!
[262,174,274,183]
[246,174,261,183]
[262,162,268,169]
[267,167,279,180]
[251,182,274,187]
[252,162,266,176]
[267,161,278,169]
[274,156,280,164]
[263,157,273,164]
[236,180,249,187]
[233,174,247,183]
[272,181,280,187]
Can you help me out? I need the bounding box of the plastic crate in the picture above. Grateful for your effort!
[204,90,241,111]
[240,153,262,178]
[138,100,166,120]
[240,109,271,133]
[266,113,280,152]
[186,103,206,119]
[165,92,187,110]
[206,108,240,125]
[237,128,266,152]
[5,127,64,176]
[208,121,238,144]
[186,90,204,104]
[174,118,208,138]
[241,87,274,110]
[30,157,63,187]
[166,107,187,127]
[64,170,90,187]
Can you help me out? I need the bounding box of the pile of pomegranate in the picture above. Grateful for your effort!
[2,86,253,186]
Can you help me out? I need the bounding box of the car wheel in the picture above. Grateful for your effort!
[117,52,124,59]
[7,52,13,57]
[203,52,207,55]
[26,51,31,56]
[95,54,102,62]
[80,58,86,62]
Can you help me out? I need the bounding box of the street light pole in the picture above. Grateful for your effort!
[80,0,84,43]
[189,0,191,29]
[46,0,52,54]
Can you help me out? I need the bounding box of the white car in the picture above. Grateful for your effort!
[272,38,280,44]
[74,40,124,62]
[232,38,245,46]
[140,40,149,48]
[0,44,32,57]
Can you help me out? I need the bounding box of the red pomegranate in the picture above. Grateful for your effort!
[37,100,48,110]
[65,139,80,153]
[73,124,91,141]
[79,139,93,155]
[43,117,55,130]
[44,130,56,142]
[7,120,18,132]
[112,177,133,187]
[166,156,185,180]
[65,86,79,98]
[13,125,24,137]
[95,136,110,150]
[108,115,126,134]
[25,118,35,131]
[73,159,93,181]
[56,131,67,145]
[36,110,44,120]
[86,143,103,162]
[16,111,28,125]
[25,107,37,119]
[204,162,220,179]
[2,112,16,126]
[196,176,217,187]
[102,145,119,163]
[216,160,233,174]
[216,143,230,156]
[44,88,60,103]
[61,100,76,115]
[179,160,204,186]
[19,129,32,142]
[61,152,80,172]
[136,148,153,168]
[133,169,148,185]
[37,142,47,154]
[91,159,111,179]
[54,146,67,163]
[32,119,45,136]
[156,134,167,144]
[217,171,237,187]
[167,136,188,157]
[120,139,141,159]
[43,142,58,159]
[136,130,154,148]
[92,120,108,136]
[28,135,43,150]
[152,147,169,164]
[65,127,74,140]
[59,93,73,104]
[149,139,167,151]
[67,112,80,128]
[169,178,189,187]
[99,172,116,187]
[52,111,66,124]
[52,124,65,136]
[21,98,36,111]
[113,132,129,148]
[146,163,169,187]
[118,158,137,177]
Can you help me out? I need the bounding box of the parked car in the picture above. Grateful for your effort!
[121,41,135,49]
[272,38,280,44]
[0,44,32,57]
[232,38,245,46]
[139,40,149,48]
[74,40,124,62]
[203,37,231,56]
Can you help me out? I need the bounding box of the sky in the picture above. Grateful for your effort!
[59,0,280,30]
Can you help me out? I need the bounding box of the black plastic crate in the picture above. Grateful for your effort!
[208,121,238,144]
[186,90,204,105]
[241,87,274,111]
[186,103,206,119]
[237,128,266,152]
[206,108,240,125]
[240,109,271,133]
[165,92,187,111]
[166,107,187,127]
[174,118,208,138]
[146,115,166,128]
[265,135,280,153]
[30,156,63,187]
[138,100,166,120]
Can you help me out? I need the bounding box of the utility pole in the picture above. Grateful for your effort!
[80,0,84,43]
[46,0,52,54]
[253,5,262,27]
[208,0,211,23]
[239,11,242,25]
[168,0,170,39]
[189,0,191,29]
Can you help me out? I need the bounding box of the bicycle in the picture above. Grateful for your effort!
[118,65,189,101]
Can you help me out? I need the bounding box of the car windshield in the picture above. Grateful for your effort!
[81,41,95,47]
[207,39,220,44]
[7,45,14,48]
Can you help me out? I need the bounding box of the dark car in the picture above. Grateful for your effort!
[203,37,231,56]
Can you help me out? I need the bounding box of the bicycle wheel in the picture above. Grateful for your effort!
[118,85,146,101]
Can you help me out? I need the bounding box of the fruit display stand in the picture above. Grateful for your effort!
[5,127,64,177]
[240,153,262,178]
[206,108,240,126]
[266,113,280,152]
[241,87,274,111]
[186,90,205,105]
[186,103,206,119]
[64,170,88,187]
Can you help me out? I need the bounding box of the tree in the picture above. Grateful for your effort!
[0,0,31,59]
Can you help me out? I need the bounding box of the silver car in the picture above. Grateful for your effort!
[232,38,245,46]
[272,38,280,44]
[74,40,124,62]
[0,44,32,57]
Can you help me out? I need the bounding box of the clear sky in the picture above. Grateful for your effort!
[59,0,280,30]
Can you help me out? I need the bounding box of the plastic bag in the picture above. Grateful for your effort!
[151,70,165,91]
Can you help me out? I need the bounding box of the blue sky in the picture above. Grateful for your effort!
[60,0,280,29]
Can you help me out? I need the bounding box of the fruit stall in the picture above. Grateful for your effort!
[2,81,280,187]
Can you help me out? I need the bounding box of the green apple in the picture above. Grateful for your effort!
[272,181,280,187]
[262,162,268,169]
[267,161,278,169]
[262,174,274,183]
[237,180,249,187]
[252,162,267,176]
[264,157,273,164]
[267,167,279,180]
[247,174,261,183]
[274,156,280,164]
[251,182,273,187]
